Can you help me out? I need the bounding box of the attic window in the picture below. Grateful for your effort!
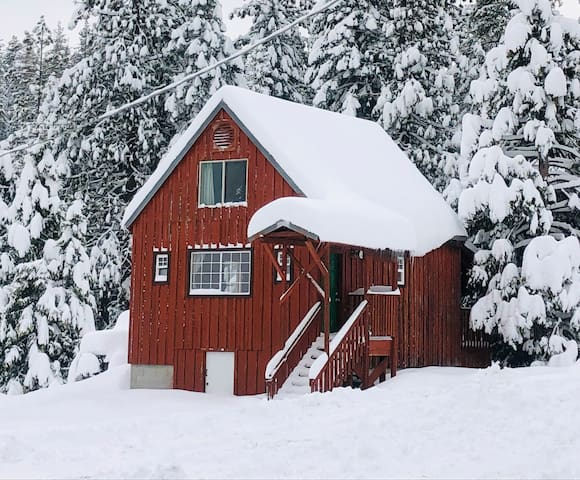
[213,122,235,150]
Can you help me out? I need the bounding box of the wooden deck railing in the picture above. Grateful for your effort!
[265,302,322,399]
[460,308,491,349]
[309,300,369,393]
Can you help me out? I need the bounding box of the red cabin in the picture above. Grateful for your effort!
[122,86,489,397]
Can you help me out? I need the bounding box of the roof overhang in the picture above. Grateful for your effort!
[248,219,320,244]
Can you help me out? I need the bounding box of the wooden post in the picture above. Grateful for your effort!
[306,240,330,355]
[321,246,330,356]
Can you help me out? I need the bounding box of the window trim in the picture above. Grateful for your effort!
[397,255,405,286]
[187,248,252,297]
[273,247,293,284]
[153,252,170,284]
[198,158,248,207]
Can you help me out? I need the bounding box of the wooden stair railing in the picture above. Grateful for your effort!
[309,300,369,393]
[265,302,322,399]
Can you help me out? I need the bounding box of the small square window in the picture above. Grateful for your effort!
[397,255,405,286]
[199,160,247,206]
[154,252,170,284]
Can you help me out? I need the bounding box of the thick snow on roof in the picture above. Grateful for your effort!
[123,86,465,255]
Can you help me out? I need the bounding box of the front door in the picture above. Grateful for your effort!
[329,253,342,332]
[205,352,235,394]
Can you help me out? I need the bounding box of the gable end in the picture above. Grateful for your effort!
[123,101,304,229]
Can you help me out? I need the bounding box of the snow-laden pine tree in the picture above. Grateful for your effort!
[44,23,71,85]
[164,0,245,122]
[457,0,580,364]
[231,0,309,102]
[0,36,38,136]
[36,0,193,328]
[375,0,462,190]
[305,0,385,118]
[0,41,7,140]
[0,130,95,394]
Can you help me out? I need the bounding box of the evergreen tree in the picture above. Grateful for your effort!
[0,41,7,140]
[457,0,580,364]
[164,0,245,123]
[45,23,71,84]
[0,128,95,394]
[376,0,462,190]
[232,0,309,102]
[38,0,185,328]
[305,0,385,118]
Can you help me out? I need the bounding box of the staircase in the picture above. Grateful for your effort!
[277,334,327,397]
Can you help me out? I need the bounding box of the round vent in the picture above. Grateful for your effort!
[213,123,234,150]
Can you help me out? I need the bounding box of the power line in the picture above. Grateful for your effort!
[0,0,341,159]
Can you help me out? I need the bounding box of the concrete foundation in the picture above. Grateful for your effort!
[130,364,174,389]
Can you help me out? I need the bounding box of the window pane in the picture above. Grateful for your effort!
[190,250,250,295]
[200,162,223,205]
[224,161,247,203]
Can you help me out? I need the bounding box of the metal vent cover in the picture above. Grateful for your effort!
[213,123,235,150]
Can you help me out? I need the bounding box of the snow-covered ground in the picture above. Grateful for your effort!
[1,363,580,479]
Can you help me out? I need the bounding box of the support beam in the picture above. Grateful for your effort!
[261,243,285,283]
[305,240,330,355]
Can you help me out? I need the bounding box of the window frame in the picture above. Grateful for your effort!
[187,248,252,297]
[396,255,405,286]
[153,252,170,284]
[198,158,248,207]
[273,247,293,284]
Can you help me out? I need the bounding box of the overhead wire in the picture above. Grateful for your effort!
[0,0,341,159]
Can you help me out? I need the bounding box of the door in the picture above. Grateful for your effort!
[205,352,235,394]
[329,253,342,332]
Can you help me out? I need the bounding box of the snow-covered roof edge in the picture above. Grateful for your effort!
[122,96,304,228]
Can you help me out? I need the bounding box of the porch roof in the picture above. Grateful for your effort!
[248,196,417,252]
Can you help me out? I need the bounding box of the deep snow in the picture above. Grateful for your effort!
[1,363,580,479]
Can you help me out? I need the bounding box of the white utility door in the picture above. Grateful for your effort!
[205,352,235,394]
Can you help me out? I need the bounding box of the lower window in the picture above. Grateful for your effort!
[189,249,251,295]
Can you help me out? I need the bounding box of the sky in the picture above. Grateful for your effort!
[0,0,578,44]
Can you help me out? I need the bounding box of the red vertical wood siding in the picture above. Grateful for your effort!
[128,109,320,395]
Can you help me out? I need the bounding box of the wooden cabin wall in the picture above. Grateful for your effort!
[338,244,482,369]
[128,109,320,395]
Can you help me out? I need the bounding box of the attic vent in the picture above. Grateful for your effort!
[213,123,235,150]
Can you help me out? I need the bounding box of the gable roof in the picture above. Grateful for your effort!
[123,86,466,256]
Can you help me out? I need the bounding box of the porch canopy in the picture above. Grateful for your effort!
[248,196,417,252]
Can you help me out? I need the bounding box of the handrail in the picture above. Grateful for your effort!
[309,300,369,393]
[265,302,322,399]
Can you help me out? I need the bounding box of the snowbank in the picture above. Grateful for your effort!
[68,311,130,382]
[2,365,580,478]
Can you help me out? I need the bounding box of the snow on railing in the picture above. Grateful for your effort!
[309,300,369,393]
[265,302,322,399]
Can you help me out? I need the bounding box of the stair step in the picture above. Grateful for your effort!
[291,379,309,387]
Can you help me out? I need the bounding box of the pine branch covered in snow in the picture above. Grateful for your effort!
[457,0,580,365]
[0,132,95,394]
[306,0,385,119]
[375,0,462,191]
[164,0,245,123]
[232,0,309,103]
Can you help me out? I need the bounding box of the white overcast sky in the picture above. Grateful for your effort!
[0,0,578,44]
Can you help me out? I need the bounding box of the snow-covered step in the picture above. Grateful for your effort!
[276,334,333,398]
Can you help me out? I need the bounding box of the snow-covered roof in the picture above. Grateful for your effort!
[123,86,466,255]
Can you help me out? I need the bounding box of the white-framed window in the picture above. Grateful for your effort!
[397,255,405,286]
[274,248,292,284]
[154,252,169,283]
[199,159,247,206]
[189,249,251,295]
